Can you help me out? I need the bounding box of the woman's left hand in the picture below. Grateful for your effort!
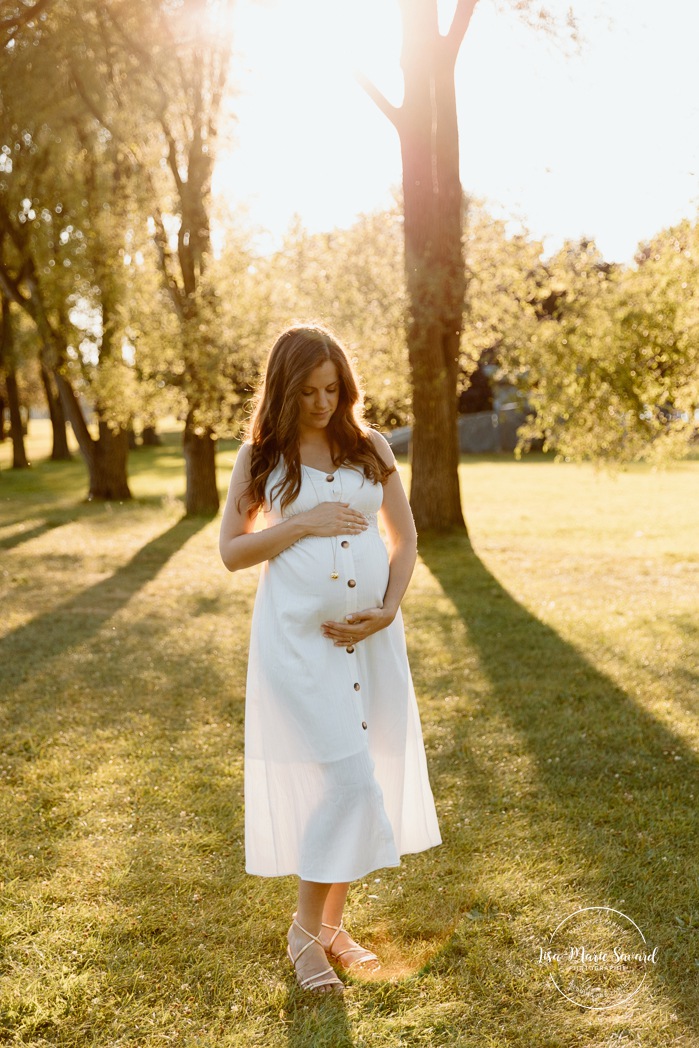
[321,606,395,646]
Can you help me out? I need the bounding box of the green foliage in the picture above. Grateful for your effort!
[1,0,252,449]
[203,214,276,437]
[0,0,152,428]
[92,0,242,441]
[461,198,544,394]
[515,227,699,463]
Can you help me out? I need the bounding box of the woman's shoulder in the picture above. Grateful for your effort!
[239,440,281,466]
[233,440,253,472]
[364,427,396,468]
[234,442,282,486]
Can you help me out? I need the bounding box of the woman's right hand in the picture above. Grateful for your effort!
[297,501,369,538]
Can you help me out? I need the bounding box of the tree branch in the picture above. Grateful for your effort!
[69,61,119,139]
[161,116,185,197]
[355,72,402,131]
[0,259,31,311]
[445,0,480,58]
[0,197,30,257]
[146,194,185,321]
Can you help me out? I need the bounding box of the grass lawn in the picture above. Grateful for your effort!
[1,422,698,1047]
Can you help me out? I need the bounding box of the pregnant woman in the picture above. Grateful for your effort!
[219,325,441,993]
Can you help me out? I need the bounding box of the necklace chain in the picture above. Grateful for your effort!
[303,465,343,580]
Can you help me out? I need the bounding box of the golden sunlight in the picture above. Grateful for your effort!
[213,0,699,262]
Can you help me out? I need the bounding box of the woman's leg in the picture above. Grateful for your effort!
[318,882,380,971]
[321,882,350,928]
[287,879,338,991]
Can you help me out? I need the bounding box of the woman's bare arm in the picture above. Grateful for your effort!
[371,430,418,618]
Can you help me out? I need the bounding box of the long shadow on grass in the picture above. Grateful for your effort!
[0,516,208,694]
[420,535,699,1028]
[0,518,68,552]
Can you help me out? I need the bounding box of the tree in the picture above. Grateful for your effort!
[90,0,237,515]
[359,0,477,532]
[2,0,241,511]
[0,2,134,497]
[517,226,699,463]
[360,0,577,532]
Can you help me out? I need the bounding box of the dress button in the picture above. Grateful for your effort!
[341,540,349,549]
[354,682,360,691]
[347,579,356,588]
[362,721,368,730]
[326,474,334,482]
[346,645,355,654]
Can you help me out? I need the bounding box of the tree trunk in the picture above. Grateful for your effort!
[400,3,467,533]
[5,369,30,469]
[0,298,30,469]
[53,365,132,501]
[141,423,162,446]
[92,420,131,500]
[0,395,6,441]
[183,412,219,516]
[40,361,71,460]
[363,0,478,534]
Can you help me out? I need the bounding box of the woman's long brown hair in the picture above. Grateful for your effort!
[241,325,395,515]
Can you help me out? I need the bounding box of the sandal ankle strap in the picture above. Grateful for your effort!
[320,920,343,949]
[289,918,324,963]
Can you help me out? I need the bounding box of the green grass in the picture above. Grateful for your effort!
[1,422,698,1047]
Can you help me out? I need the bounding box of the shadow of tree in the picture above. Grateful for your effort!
[0,519,69,552]
[1,516,209,693]
[418,534,699,1029]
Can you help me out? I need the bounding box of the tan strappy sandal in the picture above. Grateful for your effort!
[320,920,381,973]
[286,918,345,993]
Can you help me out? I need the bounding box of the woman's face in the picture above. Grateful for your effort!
[297,359,340,434]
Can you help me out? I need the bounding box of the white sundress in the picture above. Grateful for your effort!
[243,457,442,882]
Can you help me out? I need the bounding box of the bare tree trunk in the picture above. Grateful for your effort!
[53,363,132,501]
[183,411,219,516]
[0,395,6,441]
[141,423,162,446]
[93,419,131,499]
[1,298,30,469]
[40,360,71,460]
[5,369,30,468]
[400,0,468,533]
[361,0,479,533]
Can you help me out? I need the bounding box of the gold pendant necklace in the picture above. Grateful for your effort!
[303,464,343,580]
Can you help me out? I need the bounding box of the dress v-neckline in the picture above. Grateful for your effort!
[301,462,343,474]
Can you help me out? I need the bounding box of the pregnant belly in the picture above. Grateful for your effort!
[268,529,389,624]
